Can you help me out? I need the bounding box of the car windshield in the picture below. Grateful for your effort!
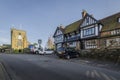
[66,48,75,51]
[45,49,52,51]
[57,47,65,51]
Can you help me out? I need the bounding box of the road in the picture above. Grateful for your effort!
[0,54,120,80]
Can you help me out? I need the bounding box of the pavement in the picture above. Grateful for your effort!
[45,54,120,72]
[0,54,120,80]
[0,60,10,80]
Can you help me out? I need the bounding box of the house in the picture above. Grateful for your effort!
[53,10,102,50]
[100,12,120,48]
[53,26,64,50]
[63,10,102,50]
[53,10,120,51]
[80,10,102,49]
[64,20,82,50]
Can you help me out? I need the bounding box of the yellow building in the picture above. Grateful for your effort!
[11,28,28,50]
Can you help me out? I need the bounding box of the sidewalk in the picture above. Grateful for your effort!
[0,59,11,80]
[69,58,120,72]
[45,54,120,72]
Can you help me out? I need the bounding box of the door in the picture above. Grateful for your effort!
[81,40,85,49]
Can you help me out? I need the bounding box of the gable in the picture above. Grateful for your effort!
[53,27,63,37]
[81,14,97,27]
[56,29,63,35]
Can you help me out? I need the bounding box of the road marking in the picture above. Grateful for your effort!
[86,71,90,76]
[99,72,112,80]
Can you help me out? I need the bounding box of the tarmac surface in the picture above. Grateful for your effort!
[0,53,120,80]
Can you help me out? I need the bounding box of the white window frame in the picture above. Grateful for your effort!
[118,18,120,23]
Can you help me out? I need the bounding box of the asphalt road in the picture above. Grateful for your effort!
[0,54,120,80]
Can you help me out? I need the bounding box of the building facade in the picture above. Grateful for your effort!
[100,12,120,48]
[53,26,64,50]
[53,10,120,50]
[11,28,28,50]
[64,20,81,50]
[80,11,102,49]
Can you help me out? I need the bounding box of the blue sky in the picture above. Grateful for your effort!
[0,0,120,47]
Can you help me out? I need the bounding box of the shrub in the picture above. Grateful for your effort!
[23,48,31,53]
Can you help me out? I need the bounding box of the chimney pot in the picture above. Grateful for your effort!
[82,10,87,18]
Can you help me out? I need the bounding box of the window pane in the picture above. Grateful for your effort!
[119,18,120,22]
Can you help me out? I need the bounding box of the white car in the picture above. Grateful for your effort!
[34,47,44,55]
[43,49,53,55]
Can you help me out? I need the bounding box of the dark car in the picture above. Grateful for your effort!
[56,47,79,59]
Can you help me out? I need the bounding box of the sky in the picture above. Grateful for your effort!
[0,0,120,47]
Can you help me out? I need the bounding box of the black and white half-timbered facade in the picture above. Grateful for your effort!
[53,26,64,50]
[53,10,120,51]
[63,20,82,50]
[80,11,102,49]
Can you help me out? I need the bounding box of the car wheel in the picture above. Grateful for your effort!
[44,52,46,55]
[58,56,62,58]
[66,55,70,59]
[35,51,39,54]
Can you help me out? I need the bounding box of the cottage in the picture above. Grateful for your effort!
[100,12,120,48]
[53,10,120,51]
[53,26,64,50]
[80,10,102,49]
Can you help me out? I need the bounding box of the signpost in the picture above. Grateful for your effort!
[38,39,42,45]
[38,39,42,49]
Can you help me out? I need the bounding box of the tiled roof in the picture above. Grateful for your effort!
[64,19,82,34]
[100,12,120,32]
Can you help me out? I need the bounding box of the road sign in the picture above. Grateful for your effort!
[38,39,42,45]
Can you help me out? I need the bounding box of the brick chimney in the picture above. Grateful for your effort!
[59,24,64,29]
[82,10,87,18]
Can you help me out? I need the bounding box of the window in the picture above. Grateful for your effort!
[118,18,120,23]
[83,27,95,36]
[116,29,120,34]
[85,40,97,49]
[69,42,76,47]
[91,27,95,34]
[99,24,103,31]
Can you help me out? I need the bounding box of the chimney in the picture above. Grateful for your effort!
[82,10,87,18]
[59,24,64,29]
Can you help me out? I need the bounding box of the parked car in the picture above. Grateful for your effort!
[33,47,44,55]
[44,49,53,55]
[56,47,79,59]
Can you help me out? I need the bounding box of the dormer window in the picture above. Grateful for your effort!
[118,17,120,23]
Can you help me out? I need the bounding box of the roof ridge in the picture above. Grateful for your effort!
[65,19,82,28]
[100,12,120,21]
